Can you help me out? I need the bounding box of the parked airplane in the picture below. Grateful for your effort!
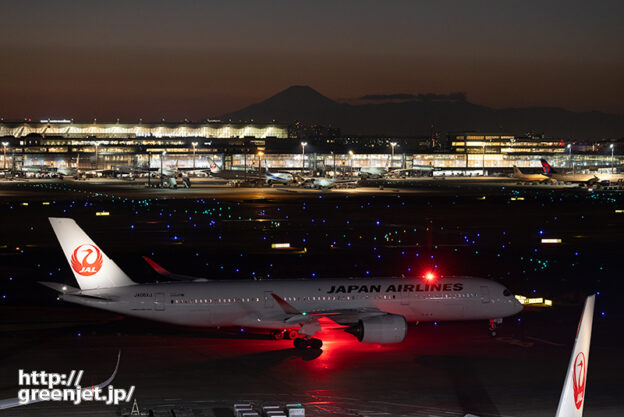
[540,159,600,185]
[205,156,255,179]
[360,166,435,179]
[385,165,436,178]
[359,166,388,179]
[265,168,294,185]
[43,218,522,349]
[298,176,359,189]
[512,165,550,182]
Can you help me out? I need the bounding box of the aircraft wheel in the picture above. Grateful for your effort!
[309,338,323,349]
[293,338,307,349]
[287,330,299,340]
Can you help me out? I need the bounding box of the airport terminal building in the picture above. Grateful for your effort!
[0,121,619,174]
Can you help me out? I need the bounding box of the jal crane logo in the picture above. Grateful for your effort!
[70,244,103,276]
[572,352,586,409]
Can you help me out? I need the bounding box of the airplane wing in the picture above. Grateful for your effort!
[0,351,120,410]
[271,293,387,326]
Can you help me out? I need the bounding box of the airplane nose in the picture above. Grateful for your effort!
[511,297,523,315]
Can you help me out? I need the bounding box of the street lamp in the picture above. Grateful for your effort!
[301,142,307,174]
[348,150,354,176]
[2,142,8,170]
[94,142,100,170]
[610,143,615,173]
[566,144,572,171]
[257,151,264,183]
[161,150,166,180]
[390,142,397,169]
[192,142,198,169]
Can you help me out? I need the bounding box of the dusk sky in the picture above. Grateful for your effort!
[1,0,623,121]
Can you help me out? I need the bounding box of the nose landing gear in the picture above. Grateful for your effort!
[489,318,503,337]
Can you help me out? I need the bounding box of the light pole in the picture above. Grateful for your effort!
[348,150,354,176]
[147,152,151,187]
[2,142,8,170]
[482,139,486,175]
[192,142,198,169]
[390,142,397,169]
[257,151,264,184]
[301,142,307,174]
[94,142,100,170]
[566,144,572,171]
[161,150,166,183]
[610,143,615,173]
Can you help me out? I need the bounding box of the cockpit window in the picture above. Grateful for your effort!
[503,289,512,297]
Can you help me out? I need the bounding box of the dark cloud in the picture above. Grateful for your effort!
[359,92,467,102]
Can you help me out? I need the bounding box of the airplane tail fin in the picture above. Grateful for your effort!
[512,165,522,176]
[48,218,136,290]
[205,156,221,173]
[555,295,595,417]
[540,159,556,174]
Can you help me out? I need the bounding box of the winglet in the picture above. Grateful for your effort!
[142,256,171,277]
[38,281,81,294]
[271,293,300,315]
[555,294,595,417]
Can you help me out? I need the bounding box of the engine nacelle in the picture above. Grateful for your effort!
[347,314,407,344]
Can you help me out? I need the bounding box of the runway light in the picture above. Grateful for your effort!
[541,238,562,244]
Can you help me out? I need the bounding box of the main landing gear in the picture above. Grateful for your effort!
[489,318,503,337]
[293,337,323,349]
[271,329,300,340]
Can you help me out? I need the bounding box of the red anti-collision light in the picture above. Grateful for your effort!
[424,272,436,281]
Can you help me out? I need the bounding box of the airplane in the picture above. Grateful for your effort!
[18,165,58,178]
[204,156,255,180]
[541,159,624,187]
[360,166,436,179]
[297,175,359,189]
[42,218,523,349]
[385,165,436,178]
[359,166,388,179]
[540,159,600,185]
[265,168,294,185]
[512,165,551,182]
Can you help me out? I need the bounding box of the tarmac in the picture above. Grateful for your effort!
[0,178,622,416]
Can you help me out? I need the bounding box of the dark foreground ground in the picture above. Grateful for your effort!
[0,179,623,416]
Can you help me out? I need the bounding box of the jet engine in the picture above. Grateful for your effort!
[346,314,407,344]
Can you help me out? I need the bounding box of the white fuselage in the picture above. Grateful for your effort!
[60,277,522,330]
